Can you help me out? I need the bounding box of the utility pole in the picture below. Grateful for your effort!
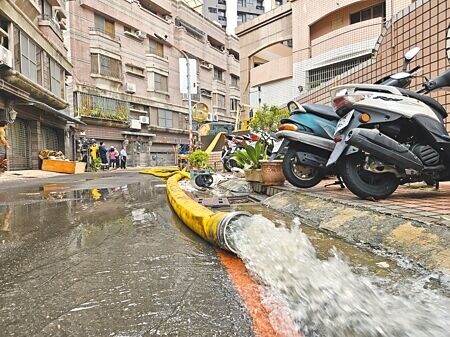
[154,33,193,152]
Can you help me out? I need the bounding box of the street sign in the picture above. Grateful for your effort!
[179,58,198,94]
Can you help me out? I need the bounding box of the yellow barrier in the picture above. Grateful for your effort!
[205,132,225,154]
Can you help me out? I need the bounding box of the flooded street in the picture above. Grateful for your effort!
[0,172,253,337]
[1,171,450,337]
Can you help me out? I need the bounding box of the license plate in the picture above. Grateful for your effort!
[334,110,354,135]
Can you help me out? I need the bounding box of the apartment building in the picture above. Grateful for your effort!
[68,0,240,166]
[236,0,414,108]
[200,0,288,35]
[0,0,76,171]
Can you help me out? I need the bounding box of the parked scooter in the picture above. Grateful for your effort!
[327,66,450,199]
[222,132,282,171]
[275,47,422,188]
[221,134,251,172]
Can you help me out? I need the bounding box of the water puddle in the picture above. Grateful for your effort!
[226,211,450,337]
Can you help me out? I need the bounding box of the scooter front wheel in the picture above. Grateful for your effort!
[338,153,399,199]
[282,148,324,188]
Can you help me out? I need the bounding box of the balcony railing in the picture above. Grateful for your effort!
[88,27,120,42]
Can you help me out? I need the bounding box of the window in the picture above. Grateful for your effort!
[20,32,37,82]
[214,67,223,81]
[237,12,245,23]
[208,7,217,13]
[238,0,245,6]
[154,73,168,92]
[158,109,173,128]
[230,98,239,111]
[307,54,371,89]
[125,64,144,77]
[149,39,164,58]
[91,53,122,79]
[350,3,385,24]
[230,75,239,88]
[94,14,115,38]
[50,58,62,97]
[247,0,253,5]
[41,0,52,20]
[213,93,225,108]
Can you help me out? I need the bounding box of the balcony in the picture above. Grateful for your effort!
[229,86,240,98]
[228,54,239,76]
[88,27,121,54]
[20,0,41,21]
[310,17,383,58]
[250,55,292,87]
[212,79,226,94]
[39,16,63,41]
[145,54,169,74]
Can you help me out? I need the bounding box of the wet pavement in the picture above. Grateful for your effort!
[0,172,253,337]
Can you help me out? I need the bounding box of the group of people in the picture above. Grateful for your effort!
[98,142,127,170]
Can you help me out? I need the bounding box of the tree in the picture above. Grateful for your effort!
[249,104,289,133]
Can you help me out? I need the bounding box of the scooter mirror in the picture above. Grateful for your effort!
[287,101,305,114]
[404,47,420,61]
[391,72,411,80]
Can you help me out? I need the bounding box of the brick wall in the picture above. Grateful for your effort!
[208,151,224,171]
[298,0,450,130]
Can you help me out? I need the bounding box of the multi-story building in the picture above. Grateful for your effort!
[237,0,415,107]
[68,0,240,166]
[0,0,76,171]
[200,0,288,35]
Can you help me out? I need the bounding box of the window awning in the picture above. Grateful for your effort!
[15,100,86,125]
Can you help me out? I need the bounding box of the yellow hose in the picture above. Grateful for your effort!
[141,167,249,252]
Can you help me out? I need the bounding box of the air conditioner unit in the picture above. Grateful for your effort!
[130,119,141,129]
[0,46,13,69]
[213,114,219,122]
[135,30,147,39]
[207,113,213,121]
[220,46,225,52]
[124,82,136,94]
[164,15,172,22]
[139,116,150,124]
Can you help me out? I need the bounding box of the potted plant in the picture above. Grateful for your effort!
[232,140,267,182]
[248,104,288,186]
[188,150,210,179]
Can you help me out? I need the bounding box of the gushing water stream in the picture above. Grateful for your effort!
[227,214,450,337]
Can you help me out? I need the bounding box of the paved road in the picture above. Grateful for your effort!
[0,172,253,337]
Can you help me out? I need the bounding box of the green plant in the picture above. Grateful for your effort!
[249,104,290,133]
[90,157,102,172]
[232,140,268,169]
[188,150,209,168]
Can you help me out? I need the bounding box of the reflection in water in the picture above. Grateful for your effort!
[0,206,12,240]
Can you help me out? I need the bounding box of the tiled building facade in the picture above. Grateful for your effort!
[68,0,240,166]
[0,0,76,170]
[297,0,450,131]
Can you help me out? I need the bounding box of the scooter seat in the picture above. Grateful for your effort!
[398,88,448,119]
[302,104,339,121]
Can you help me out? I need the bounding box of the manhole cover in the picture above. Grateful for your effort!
[196,195,259,208]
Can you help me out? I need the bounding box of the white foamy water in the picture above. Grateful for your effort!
[228,215,450,337]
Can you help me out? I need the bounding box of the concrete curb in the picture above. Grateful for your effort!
[251,184,450,273]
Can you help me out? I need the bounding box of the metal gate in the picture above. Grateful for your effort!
[41,126,62,151]
[9,118,31,170]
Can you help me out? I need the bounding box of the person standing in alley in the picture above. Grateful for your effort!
[0,122,10,173]
[120,147,127,169]
[99,142,108,170]
[109,146,117,169]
